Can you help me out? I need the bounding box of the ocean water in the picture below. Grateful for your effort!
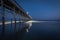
[0,21,60,40]
[21,21,60,40]
[0,22,25,34]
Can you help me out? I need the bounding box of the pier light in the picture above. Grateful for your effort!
[27,11,29,14]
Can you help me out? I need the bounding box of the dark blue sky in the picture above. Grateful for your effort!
[16,0,60,20]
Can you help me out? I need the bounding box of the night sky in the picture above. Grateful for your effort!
[16,0,60,20]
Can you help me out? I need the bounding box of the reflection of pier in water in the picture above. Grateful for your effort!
[0,0,31,40]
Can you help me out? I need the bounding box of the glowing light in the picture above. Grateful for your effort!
[25,20,45,32]
[0,21,24,25]
[27,11,29,14]
[26,29,29,32]
[0,20,47,32]
[25,20,44,23]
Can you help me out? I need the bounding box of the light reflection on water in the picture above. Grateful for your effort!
[0,22,26,34]
[21,21,60,40]
[0,21,60,40]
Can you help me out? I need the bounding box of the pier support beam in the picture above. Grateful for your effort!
[10,18,12,32]
[1,0,5,36]
[14,7,16,32]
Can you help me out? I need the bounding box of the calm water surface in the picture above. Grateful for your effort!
[21,21,60,40]
[0,21,60,40]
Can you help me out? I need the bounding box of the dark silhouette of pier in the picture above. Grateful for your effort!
[0,0,31,40]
